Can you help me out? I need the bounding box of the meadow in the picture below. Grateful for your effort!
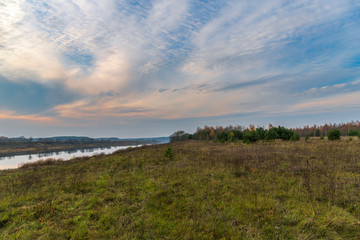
[0,138,360,239]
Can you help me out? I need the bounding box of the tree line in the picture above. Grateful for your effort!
[291,121,360,137]
[170,124,300,143]
[170,121,360,143]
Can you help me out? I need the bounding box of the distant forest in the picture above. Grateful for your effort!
[170,121,360,143]
[291,121,360,137]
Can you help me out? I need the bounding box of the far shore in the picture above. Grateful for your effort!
[0,142,149,158]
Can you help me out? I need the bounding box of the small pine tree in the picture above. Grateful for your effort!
[243,130,260,143]
[305,135,309,142]
[290,133,300,141]
[348,129,358,136]
[328,129,341,141]
[165,146,174,160]
[265,128,278,140]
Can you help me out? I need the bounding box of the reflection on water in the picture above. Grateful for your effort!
[0,145,142,170]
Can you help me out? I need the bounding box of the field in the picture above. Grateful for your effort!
[0,139,360,239]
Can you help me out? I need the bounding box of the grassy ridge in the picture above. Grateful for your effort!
[0,140,360,239]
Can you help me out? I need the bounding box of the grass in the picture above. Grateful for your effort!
[0,140,360,239]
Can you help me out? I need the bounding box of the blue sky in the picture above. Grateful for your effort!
[1,0,360,137]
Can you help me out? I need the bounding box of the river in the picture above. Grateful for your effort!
[0,145,142,170]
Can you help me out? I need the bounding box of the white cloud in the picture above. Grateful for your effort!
[0,0,190,94]
[0,0,66,82]
[182,0,352,80]
[1,0,360,129]
[290,91,360,113]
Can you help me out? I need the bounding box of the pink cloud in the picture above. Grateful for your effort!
[0,111,59,124]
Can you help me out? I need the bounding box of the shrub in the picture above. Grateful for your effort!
[164,146,174,160]
[276,126,294,140]
[328,129,341,141]
[227,131,235,142]
[305,135,310,142]
[256,127,266,140]
[290,133,300,141]
[348,129,358,136]
[243,130,260,143]
[233,130,243,140]
[170,131,189,142]
[265,128,278,140]
[217,132,229,143]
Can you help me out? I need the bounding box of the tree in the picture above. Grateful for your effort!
[290,133,300,141]
[243,130,260,143]
[170,131,189,142]
[217,131,228,143]
[348,129,358,136]
[256,127,266,140]
[276,126,294,140]
[227,131,235,142]
[233,130,243,140]
[209,128,215,140]
[328,129,340,141]
[165,146,174,160]
[265,128,278,140]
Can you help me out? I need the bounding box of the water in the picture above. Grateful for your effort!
[0,145,141,170]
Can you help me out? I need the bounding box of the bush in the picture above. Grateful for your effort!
[348,129,358,136]
[217,132,229,143]
[256,127,266,140]
[170,131,189,142]
[243,130,260,143]
[227,131,235,142]
[276,126,294,140]
[233,130,243,140]
[265,128,278,140]
[328,129,341,141]
[165,146,174,160]
[290,133,300,141]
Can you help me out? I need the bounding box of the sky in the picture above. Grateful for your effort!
[1,0,360,138]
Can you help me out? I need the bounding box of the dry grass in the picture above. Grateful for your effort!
[0,140,359,239]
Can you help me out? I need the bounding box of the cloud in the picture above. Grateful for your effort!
[214,74,288,92]
[290,91,360,113]
[0,0,66,82]
[0,0,191,95]
[1,0,360,136]
[0,110,58,124]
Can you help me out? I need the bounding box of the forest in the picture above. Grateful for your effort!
[170,121,360,143]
